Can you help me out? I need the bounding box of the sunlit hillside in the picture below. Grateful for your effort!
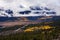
[0,16,60,40]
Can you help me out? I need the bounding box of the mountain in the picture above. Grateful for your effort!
[0,5,56,17]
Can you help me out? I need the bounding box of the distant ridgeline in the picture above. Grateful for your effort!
[0,6,56,17]
[0,6,60,22]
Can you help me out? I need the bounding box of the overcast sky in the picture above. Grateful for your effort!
[0,0,60,16]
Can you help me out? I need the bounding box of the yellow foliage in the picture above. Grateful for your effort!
[40,25,52,30]
[24,25,53,32]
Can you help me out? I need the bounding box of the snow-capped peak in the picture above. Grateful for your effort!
[0,0,60,17]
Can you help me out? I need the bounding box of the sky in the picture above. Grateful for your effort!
[0,0,60,17]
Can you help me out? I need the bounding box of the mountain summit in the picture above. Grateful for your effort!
[0,6,56,17]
